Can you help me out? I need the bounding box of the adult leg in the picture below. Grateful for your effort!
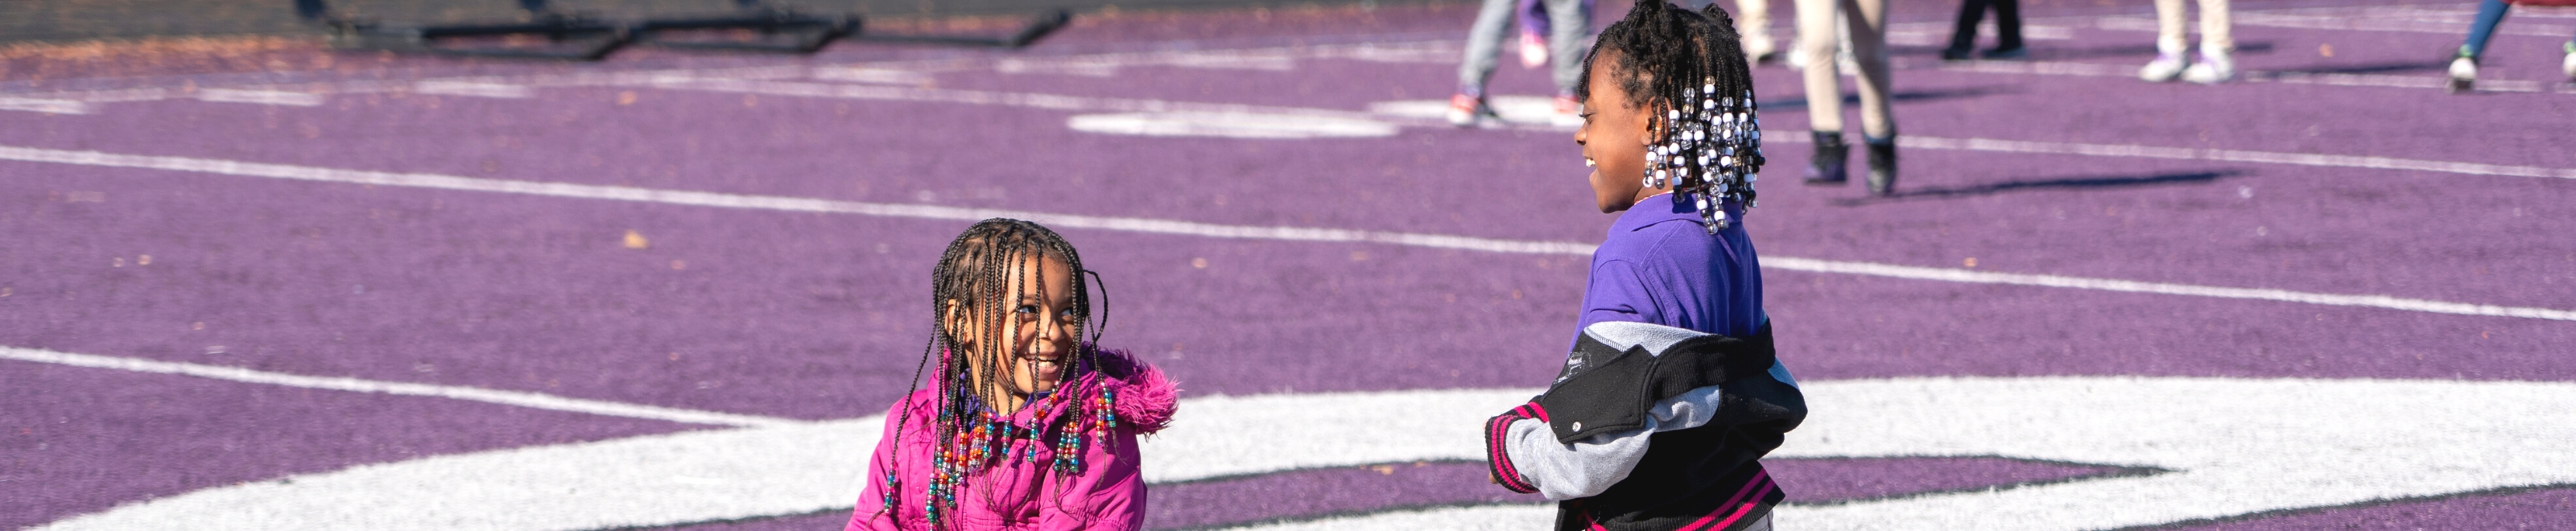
[1545,0,1589,95]
[1944,0,1992,60]
[2140,0,2189,81]
[1544,0,1591,123]
[1796,0,1849,185]
[1842,0,1899,195]
[2196,0,2231,55]
[1451,0,1518,126]
[1519,0,1552,68]
[2448,0,2510,92]
[1736,0,1779,61]
[2182,0,2234,83]
[1988,0,2025,56]
[2460,0,2511,61]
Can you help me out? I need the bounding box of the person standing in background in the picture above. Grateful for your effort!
[2138,0,2232,84]
[1794,0,1897,196]
[1451,0,1593,127]
[1942,0,2025,60]
[1676,0,1781,64]
[2444,0,2576,93]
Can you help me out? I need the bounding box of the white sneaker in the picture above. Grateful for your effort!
[2182,50,2234,84]
[2562,42,2575,82]
[1518,32,1549,69]
[2139,52,2186,82]
[1744,36,1777,64]
[2448,56,2478,93]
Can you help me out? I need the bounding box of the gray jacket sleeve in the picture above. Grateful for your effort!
[1503,385,1727,500]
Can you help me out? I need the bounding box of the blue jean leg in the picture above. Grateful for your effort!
[2460,0,2510,60]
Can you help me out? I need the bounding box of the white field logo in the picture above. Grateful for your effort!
[35,377,2576,530]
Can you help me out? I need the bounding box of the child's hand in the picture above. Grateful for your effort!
[1489,471,1501,484]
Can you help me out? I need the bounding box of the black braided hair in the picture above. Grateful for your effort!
[1579,1,1768,232]
[881,218,1105,529]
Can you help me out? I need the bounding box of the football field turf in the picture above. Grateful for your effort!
[4,0,2574,529]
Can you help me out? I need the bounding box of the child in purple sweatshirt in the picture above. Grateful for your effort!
[1484,2,1806,530]
[848,219,1179,531]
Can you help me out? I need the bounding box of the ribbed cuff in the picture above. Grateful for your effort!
[1484,402,1546,494]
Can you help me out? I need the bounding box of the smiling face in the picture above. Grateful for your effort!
[944,253,1081,410]
[1575,51,1664,214]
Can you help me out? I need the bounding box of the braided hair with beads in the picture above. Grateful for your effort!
[879,218,1114,529]
[1579,0,1768,233]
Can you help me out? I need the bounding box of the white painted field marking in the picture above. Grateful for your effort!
[1880,134,2576,179]
[412,80,535,99]
[38,378,2576,531]
[1761,257,2576,321]
[1067,112,1399,138]
[809,66,933,85]
[639,76,1446,126]
[0,97,91,114]
[34,414,886,531]
[195,88,327,106]
[0,346,801,428]
[995,57,1122,76]
[1370,96,1576,127]
[1,144,2570,322]
[1886,21,2074,47]
[1935,59,2551,93]
[997,50,1300,77]
[2094,11,2576,38]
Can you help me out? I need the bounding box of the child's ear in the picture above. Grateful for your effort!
[1639,101,1666,146]
[939,299,972,348]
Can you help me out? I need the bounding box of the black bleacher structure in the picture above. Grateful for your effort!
[293,0,1069,60]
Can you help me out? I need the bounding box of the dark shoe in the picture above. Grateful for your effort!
[1981,47,2028,60]
[1940,47,1973,62]
[1804,132,1849,185]
[1864,134,1898,196]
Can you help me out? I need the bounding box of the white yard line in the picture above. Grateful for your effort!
[195,88,327,106]
[1764,257,2576,321]
[1933,60,2553,93]
[0,97,89,114]
[640,76,1453,127]
[1870,135,2576,179]
[0,346,803,427]
[412,80,535,99]
[3,144,2570,322]
[2092,11,2576,38]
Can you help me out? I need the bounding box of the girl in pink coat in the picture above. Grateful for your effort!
[849,218,1179,531]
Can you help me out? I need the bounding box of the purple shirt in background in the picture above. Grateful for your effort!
[1571,193,1766,350]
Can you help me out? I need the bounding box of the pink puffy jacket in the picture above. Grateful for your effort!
[847,348,1178,531]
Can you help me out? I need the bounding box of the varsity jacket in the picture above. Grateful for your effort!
[1484,321,1806,531]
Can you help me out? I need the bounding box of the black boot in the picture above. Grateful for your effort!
[1864,134,1898,196]
[1804,131,1849,186]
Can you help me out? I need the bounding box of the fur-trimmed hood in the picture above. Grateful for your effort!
[1073,348,1179,434]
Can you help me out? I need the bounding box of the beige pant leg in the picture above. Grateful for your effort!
[2198,0,2232,53]
[1797,0,1845,133]
[1736,0,1774,46]
[1842,0,1893,138]
[2154,0,2188,55]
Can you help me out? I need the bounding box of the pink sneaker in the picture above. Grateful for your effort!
[1447,93,1492,127]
